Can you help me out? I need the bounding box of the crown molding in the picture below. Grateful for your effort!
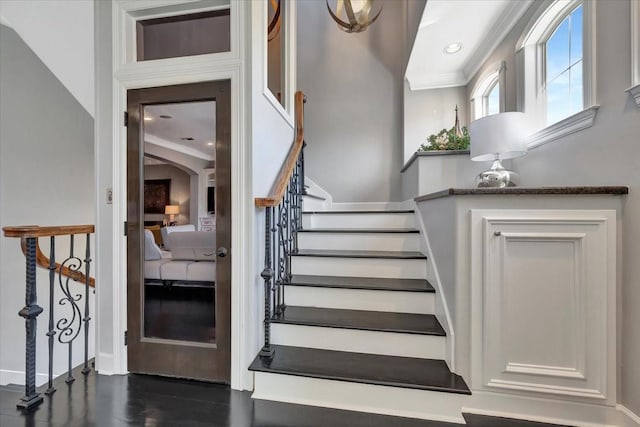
[407,72,466,91]
[462,0,534,82]
[145,133,215,161]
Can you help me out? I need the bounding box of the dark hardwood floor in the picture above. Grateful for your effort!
[0,365,572,427]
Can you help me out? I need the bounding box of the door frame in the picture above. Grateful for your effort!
[96,0,254,390]
[126,81,232,382]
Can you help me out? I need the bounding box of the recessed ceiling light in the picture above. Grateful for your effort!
[207,142,214,146]
[144,117,153,121]
[443,42,462,54]
[180,137,195,141]
[159,115,172,119]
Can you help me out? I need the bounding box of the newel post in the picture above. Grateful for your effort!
[17,237,44,410]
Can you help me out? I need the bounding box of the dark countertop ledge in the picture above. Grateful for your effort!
[415,186,629,202]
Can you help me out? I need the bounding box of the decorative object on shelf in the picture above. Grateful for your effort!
[164,205,180,226]
[326,0,382,33]
[469,112,529,187]
[418,105,471,151]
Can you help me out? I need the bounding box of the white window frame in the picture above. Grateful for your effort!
[470,61,506,120]
[627,0,640,106]
[516,0,598,149]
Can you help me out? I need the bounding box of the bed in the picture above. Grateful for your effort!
[144,228,216,288]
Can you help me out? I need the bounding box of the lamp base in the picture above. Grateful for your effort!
[476,159,520,188]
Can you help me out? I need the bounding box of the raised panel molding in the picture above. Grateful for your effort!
[470,210,616,405]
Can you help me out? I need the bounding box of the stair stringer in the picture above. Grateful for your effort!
[412,201,456,373]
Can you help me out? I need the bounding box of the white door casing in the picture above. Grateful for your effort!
[98,0,252,390]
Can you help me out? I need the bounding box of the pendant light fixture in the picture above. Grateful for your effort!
[326,0,383,33]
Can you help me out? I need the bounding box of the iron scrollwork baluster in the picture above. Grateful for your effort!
[56,234,84,385]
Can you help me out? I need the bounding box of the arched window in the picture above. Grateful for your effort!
[545,4,583,124]
[470,61,505,120]
[517,0,597,147]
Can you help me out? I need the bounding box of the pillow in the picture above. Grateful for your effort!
[161,224,196,250]
[167,231,216,261]
[144,229,163,261]
[144,224,163,246]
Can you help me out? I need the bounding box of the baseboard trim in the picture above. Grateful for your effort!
[463,391,635,427]
[0,369,48,387]
[617,405,640,426]
[95,352,114,375]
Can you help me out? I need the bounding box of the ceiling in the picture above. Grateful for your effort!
[405,0,533,91]
[144,101,216,161]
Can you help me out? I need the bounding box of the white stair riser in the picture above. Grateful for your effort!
[298,232,420,252]
[292,257,427,279]
[284,285,434,314]
[252,373,468,424]
[302,195,328,211]
[303,213,415,229]
[271,324,445,359]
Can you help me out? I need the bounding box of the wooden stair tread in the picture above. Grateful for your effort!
[298,228,419,233]
[249,345,470,394]
[294,249,426,259]
[272,306,445,336]
[289,275,434,292]
[303,210,414,214]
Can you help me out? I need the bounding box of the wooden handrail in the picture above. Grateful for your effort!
[255,91,306,208]
[3,225,94,238]
[3,225,95,287]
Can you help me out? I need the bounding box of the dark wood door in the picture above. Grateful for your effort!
[126,81,231,382]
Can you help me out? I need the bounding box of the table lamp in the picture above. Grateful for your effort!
[469,112,528,187]
[164,205,179,225]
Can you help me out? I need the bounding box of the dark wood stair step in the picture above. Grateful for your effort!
[298,228,419,233]
[289,275,434,292]
[272,306,445,336]
[294,249,426,259]
[303,210,414,214]
[249,345,470,395]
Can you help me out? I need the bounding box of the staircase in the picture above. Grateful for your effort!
[249,208,471,424]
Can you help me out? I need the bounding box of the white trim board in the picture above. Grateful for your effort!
[97,0,252,391]
[1,370,49,388]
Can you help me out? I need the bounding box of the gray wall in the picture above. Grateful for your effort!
[0,24,95,381]
[403,84,469,163]
[297,0,407,202]
[144,164,191,225]
[467,0,640,413]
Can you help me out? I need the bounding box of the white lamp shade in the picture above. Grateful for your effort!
[469,112,529,162]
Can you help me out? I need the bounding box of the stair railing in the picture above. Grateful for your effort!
[255,91,306,359]
[2,225,95,411]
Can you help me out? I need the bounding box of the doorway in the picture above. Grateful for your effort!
[126,81,231,382]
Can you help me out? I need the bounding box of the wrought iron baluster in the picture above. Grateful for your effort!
[45,236,56,395]
[17,237,44,410]
[82,233,91,375]
[57,234,83,385]
[260,207,275,358]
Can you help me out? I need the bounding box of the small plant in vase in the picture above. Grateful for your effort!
[418,105,471,152]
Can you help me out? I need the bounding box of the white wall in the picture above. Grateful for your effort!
[0,24,95,385]
[297,0,407,203]
[0,0,95,117]
[403,84,468,163]
[464,0,640,414]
